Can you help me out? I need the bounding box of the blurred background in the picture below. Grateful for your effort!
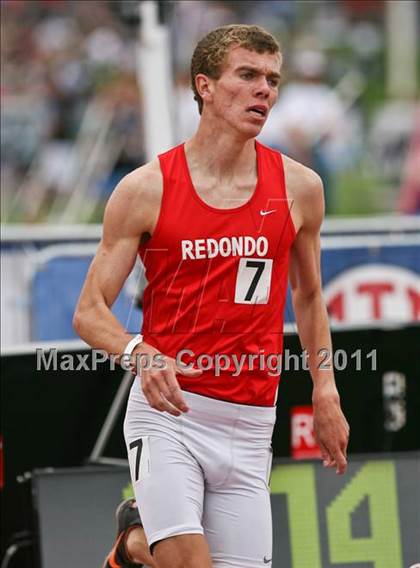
[1,0,419,222]
[1,2,419,568]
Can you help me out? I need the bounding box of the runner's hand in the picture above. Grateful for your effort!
[312,384,350,475]
[131,342,202,416]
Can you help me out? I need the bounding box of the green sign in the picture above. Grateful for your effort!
[270,456,419,567]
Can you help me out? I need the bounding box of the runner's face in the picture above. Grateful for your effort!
[211,46,281,136]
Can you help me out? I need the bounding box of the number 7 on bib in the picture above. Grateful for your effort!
[234,258,273,304]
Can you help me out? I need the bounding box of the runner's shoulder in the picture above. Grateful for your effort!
[104,160,162,235]
[282,154,323,199]
[115,159,163,205]
[282,154,324,228]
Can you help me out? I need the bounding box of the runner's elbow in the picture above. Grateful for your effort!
[72,306,86,338]
[73,300,95,339]
[291,283,322,305]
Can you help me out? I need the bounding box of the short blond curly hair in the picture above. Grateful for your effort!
[191,24,280,114]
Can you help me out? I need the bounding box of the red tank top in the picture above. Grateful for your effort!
[138,141,295,406]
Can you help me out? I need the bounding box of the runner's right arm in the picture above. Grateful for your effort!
[73,163,198,415]
[73,166,154,354]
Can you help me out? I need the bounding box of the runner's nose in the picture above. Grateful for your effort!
[254,77,270,98]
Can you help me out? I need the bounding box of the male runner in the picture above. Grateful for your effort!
[75,24,349,568]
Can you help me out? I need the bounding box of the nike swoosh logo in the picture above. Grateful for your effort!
[263,557,272,564]
[260,209,276,216]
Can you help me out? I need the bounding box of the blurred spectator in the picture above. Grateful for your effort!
[1,0,144,222]
[369,99,417,184]
[171,0,237,70]
[1,0,416,221]
[260,49,357,213]
[397,107,420,215]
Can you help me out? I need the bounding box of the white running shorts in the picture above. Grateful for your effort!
[124,378,276,568]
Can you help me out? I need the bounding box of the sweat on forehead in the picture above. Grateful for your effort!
[222,46,282,74]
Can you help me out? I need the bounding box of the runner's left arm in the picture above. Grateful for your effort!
[289,170,349,474]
